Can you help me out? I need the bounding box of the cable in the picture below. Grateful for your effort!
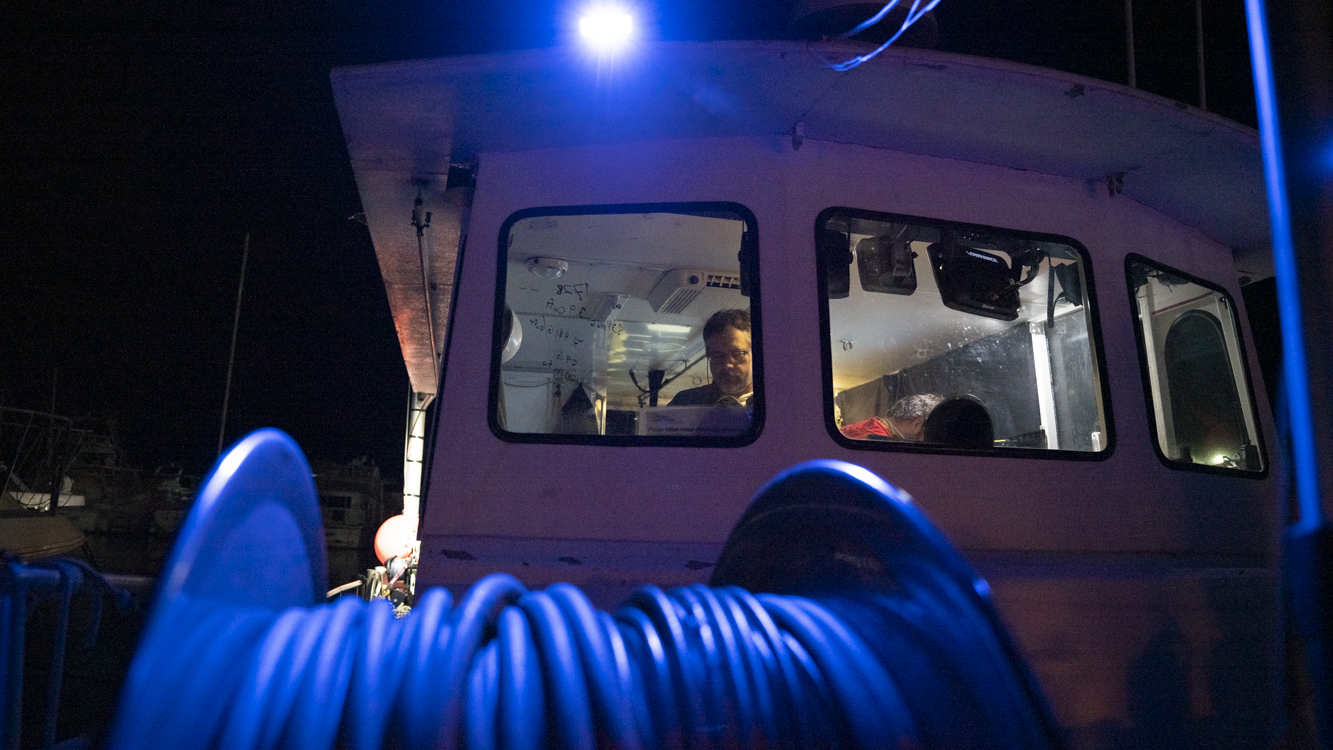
[831,0,945,72]
[838,0,906,39]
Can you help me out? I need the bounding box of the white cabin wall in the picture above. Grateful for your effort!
[421,134,1280,745]
[428,137,798,545]
[779,139,1279,740]
[780,138,1275,556]
[424,133,1277,559]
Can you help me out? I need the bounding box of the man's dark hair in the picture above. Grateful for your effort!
[703,309,751,341]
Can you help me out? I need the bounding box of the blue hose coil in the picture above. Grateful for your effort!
[115,574,938,750]
[110,430,1060,750]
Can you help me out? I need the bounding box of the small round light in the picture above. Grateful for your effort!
[579,7,633,51]
[527,256,569,279]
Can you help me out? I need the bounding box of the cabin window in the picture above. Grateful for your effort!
[817,208,1109,455]
[491,203,761,445]
[1127,255,1264,473]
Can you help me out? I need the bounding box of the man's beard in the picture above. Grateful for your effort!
[716,371,749,395]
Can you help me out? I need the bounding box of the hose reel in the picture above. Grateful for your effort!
[110,429,1060,750]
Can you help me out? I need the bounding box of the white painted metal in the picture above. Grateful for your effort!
[402,391,431,518]
[1029,321,1061,448]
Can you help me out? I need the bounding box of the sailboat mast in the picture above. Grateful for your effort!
[217,233,250,456]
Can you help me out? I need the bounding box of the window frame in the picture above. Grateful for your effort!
[816,207,1115,460]
[488,201,764,447]
[1125,253,1268,477]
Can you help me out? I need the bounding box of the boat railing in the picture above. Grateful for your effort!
[0,409,82,514]
[0,555,140,749]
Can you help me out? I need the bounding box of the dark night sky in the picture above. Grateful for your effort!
[1,0,1260,480]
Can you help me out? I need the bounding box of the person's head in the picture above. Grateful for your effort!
[887,393,943,440]
[922,397,994,448]
[702,309,752,397]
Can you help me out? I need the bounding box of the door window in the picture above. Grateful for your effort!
[1127,255,1264,473]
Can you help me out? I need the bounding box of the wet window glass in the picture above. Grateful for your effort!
[818,209,1108,454]
[1127,255,1264,472]
[492,204,760,444]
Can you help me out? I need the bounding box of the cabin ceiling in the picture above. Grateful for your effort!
[502,212,747,407]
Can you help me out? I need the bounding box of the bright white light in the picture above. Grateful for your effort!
[579,7,633,51]
[646,323,691,334]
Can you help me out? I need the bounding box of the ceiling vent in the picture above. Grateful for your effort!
[704,272,741,290]
[648,270,706,315]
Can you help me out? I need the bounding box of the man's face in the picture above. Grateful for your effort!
[897,417,927,441]
[705,327,752,397]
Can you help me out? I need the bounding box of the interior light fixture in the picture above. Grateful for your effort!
[646,323,692,334]
[526,257,569,279]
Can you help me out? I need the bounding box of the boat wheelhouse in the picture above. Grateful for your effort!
[333,38,1277,746]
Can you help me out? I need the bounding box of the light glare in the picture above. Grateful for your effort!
[579,8,633,51]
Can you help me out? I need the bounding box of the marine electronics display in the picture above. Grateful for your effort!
[926,235,1020,321]
[857,232,918,296]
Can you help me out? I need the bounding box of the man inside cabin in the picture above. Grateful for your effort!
[840,393,943,441]
[669,309,754,407]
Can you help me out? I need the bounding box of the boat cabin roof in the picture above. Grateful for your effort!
[331,40,1269,394]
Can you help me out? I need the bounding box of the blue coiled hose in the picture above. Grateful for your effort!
[113,576,929,750]
[109,430,1061,750]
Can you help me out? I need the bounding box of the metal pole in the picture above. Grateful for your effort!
[1124,0,1136,88]
[1245,0,1333,543]
[1245,0,1333,745]
[412,187,439,387]
[218,233,250,457]
[1195,0,1207,109]
[46,371,58,512]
